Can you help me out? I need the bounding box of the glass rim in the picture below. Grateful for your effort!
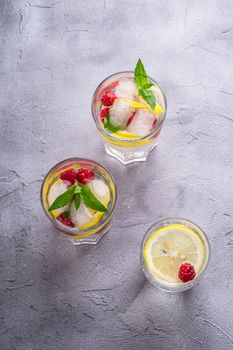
[40,157,117,235]
[140,217,210,291]
[91,71,167,143]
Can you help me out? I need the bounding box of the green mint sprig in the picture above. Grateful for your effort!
[48,184,76,212]
[48,183,107,213]
[104,115,120,134]
[134,59,156,110]
[79,184,107,212]
[74,193,81,210]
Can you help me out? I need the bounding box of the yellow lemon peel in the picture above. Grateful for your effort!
[123,98,163,116]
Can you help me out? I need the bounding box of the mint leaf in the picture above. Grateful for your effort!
[104,115,120,134]
[74,185,82,194]
[80,184,107,212]
[74,194,81,210]
[139,88,156,110]
[63,211,70,218]
[134,58,149,88]
[134,59,157,109]
[143,82,154,89]
[48,184,76,212]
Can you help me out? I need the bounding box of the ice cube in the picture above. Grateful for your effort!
[48,181,69,213]
[126,109,155,136]
[115,78,137,100]
[109,99,132,128]
[70,201,95,227]
[88,179,110,206]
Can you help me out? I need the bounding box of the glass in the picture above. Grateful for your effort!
[41,158,117,245]
[140,218,210,292]
[92,71,167,165]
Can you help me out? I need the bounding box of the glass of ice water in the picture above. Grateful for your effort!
[92,72,167,165]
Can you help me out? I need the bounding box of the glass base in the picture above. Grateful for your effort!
[104,142,157,165]
[68,226,110,245]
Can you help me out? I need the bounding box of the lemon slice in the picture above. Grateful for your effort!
[124,99,146,109]
[155,104,163,115]
[79,211,105,230]
[114,130,141,139]
[143,224,204,284]
[124,98,163,115]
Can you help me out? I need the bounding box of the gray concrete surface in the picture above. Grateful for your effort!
[1,0,233,349]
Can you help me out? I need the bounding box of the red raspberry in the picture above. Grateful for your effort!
[178,263,196,283]
[152,118,158,128]
[108,80,119,90]
[101,92,116,106]
[76,168,94,184]
[127,111,136,126]
[100,108,110,123]
[60,168,76,184]
[57,213,74,227]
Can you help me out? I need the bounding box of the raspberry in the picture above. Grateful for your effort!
[127,111,136,126]
[100,108,110,123]
[178,263,196,283]
[57,213,74,227]
[60,168,76,184]
[101,92,116,106]
[76,168,94,184]
[108,80,119,90]
[152,118,158,128]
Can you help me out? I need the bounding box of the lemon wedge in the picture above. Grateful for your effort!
[143,224,204,284]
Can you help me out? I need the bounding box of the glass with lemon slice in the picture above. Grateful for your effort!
[141,218,210,291]
[92,71,167,165]
[41,158,117,245]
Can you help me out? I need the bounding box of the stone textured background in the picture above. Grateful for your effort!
[1,0,233,349]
